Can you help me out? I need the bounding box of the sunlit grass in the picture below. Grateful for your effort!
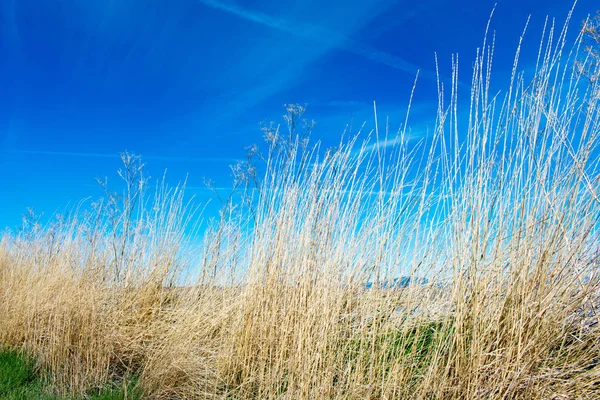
[1,8,600,400]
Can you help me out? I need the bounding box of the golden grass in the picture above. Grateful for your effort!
[1,10,600,400]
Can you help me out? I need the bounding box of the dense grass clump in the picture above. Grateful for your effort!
[0,349,141,399]
[1,8,600,400]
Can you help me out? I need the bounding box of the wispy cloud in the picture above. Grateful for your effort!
[199,0,292,34]
[4,150,120,159]
[361,135,417,153]
[199,0,432,80]
[1,149,239,163]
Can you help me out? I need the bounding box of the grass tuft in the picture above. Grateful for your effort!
[0,349,141,400]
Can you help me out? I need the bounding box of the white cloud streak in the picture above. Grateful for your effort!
[2,149,239,163]
[198,0,433,81]
[361,135,418,154]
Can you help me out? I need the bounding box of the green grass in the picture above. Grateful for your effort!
[0,348,56,399]
[0,348,141,400]
[86,378,142,400]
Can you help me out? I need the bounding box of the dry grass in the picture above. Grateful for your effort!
[1,9,600,400]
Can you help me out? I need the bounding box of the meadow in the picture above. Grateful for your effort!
[1,11,600,400]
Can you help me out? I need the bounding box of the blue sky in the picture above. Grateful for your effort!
[0,0,596,230]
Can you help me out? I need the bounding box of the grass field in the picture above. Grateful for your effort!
[1,10,600,400]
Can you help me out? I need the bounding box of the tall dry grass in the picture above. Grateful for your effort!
[2,8,600,400]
